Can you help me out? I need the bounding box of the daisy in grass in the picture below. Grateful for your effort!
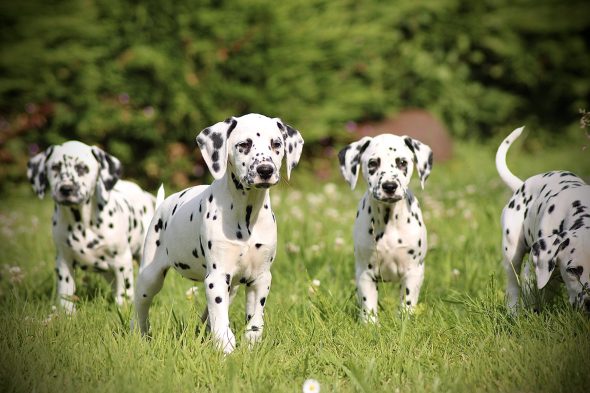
[302,378,320,393]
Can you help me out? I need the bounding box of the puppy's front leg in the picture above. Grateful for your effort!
[356,266,378,323]
[112,248,134,305]
[244,271,272,347]
[55,253,76,314]
[400,264,424,312]
[204,271,236,353]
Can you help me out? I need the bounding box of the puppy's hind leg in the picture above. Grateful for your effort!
[133,250,169,335]
[501,213,526,314]
[112,249,135,305]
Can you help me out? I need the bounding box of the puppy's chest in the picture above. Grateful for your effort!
[375,223,423,257]
[54,207,135,268]
[357,210,426,278]
[56,224,118,268]
[222,213,278,277]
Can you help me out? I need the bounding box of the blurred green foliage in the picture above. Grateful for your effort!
[1,0,589,187]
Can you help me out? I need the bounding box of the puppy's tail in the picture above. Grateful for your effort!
[495,126,525,192]
[141,206,163,270]
[142,187,165,270]
[155,184,165,210]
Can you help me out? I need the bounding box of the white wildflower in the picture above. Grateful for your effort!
[271,194,281,206]
[302,379,320,393]
[325,208,339,220]
[286,243,301,254]
[43,306,59,325]
[306,193,325,206]
[290,206,305,221]
[6,265,24,284]
[428,233,439,249]
[323,182,338,196]
[290,190,302,201]
[185,286,199,299]
[462,209,473,220]
[310,244,322,253]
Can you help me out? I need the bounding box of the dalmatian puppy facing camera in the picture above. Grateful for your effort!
[339,133,433,323]
[27,141,159,313]
[496,127,590,314]
[134,113,303,354]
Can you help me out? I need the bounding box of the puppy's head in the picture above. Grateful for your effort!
[196,113,304,189]
[338,134,433,203]
[532,229,590,313]
[27,141,121,205]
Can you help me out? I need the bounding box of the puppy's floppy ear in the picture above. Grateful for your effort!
[91,146,122,190]
[91,146,122,204]
[403,136,433,189]
[532,234,571,289]
[275,119,304,180]
[27,146,54,199]
[338,137,372,190]
[196,117,237,180]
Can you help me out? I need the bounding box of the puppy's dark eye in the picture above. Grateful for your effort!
[51,163,62,172]
[271,139,282,150]
[368,158,380,169]
[237,139,252,152]
[75,163,89,176]
[566,266,583,278]
[396,158,408,170]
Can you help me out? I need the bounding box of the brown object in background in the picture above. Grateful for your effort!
[355,109,454,162]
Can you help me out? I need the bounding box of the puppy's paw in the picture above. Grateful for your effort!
[215,329,236,354]
[244,325,263,348]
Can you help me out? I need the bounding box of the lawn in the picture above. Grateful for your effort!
[1,136,589,392]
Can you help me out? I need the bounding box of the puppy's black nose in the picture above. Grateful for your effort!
[381,181,398,194]
[59,184,76,197]
[256,164,274,180]
[584,298,590,313]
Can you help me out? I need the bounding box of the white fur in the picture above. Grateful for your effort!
[497,127,590,314]
[339,133,433,322]
[27,141,157,313]
[134,113,303,353]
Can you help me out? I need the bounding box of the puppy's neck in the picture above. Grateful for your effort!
[213,171,271,219]
[54,196,99,228]
[366,191,413,231]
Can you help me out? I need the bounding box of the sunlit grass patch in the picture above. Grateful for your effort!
[1,140,589,392]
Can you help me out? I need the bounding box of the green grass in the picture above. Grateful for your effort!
[1,138,590,392]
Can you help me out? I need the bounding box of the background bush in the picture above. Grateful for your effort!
[1,0,589,188]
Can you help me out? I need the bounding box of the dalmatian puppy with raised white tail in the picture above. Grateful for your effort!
[496,126,590,314]
[27,141,160,313]
[134,113,303,353]
[339,133,433,323]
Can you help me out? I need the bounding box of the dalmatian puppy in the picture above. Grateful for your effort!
[496,127,590,314]
[339,133,433,323]
[134,113,303,353]
[27,141,159,313]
